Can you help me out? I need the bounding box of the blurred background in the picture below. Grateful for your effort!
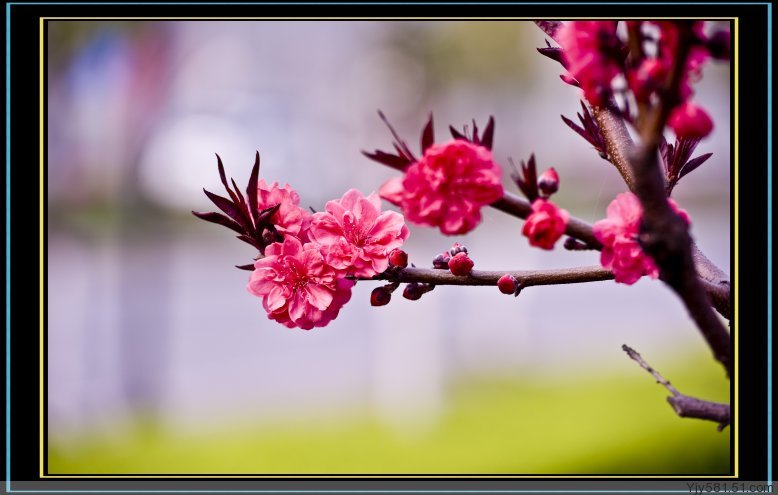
[47,20,731,475]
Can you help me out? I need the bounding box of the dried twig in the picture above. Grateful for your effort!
[622,345,730,430]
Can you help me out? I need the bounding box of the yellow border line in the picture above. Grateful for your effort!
[37,17,738,480]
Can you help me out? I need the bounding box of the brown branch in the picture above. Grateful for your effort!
[622,345,730,430]
[360,265,614,287]
[626,22,730,375]
[530,22,731,319]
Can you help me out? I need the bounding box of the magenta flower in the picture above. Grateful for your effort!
[308,189,410,278]
[558,21,622,106]
[247,236,354,330]
[379,140,503,236]
[668,102,714,139]
[257,179,312,241]
[522,199,570,250]
[593,192,690,285]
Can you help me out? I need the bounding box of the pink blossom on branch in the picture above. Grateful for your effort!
[522,199,570,250]
[593,192,691,285]
[247,236,354,330]
[309,189,410,278]
[256,179,312,241]
[557,21,623,106]
[668,102,714,139]
[379,140,504,236]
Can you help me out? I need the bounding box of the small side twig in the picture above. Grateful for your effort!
[622,345,730,431]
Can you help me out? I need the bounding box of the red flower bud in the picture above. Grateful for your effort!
[448,252,474,276]
[370,287,392,306]
[668,102,714,139]
[537,167,560,197]
[497,274,518,295]
[403,283,424,300]
[432,252,451,269]
[388,248,408,268]
[449,242,468,256]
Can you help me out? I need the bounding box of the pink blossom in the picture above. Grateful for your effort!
[627,58,668,102]
[256,179,311,241]
[308,189,410,278]
[593,192,690,285]
[522,199,570,250]
[247,236,354,330]
[668,102,714,138]
[558,21,621,106]
[379,140,503,236]
[654,21,710,101]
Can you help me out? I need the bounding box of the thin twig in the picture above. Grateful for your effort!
[622,345,730,430]
[356,265,614,287]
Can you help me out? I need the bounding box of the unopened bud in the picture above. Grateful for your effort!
[388,248,408,268]
[370,287,392,307]
[668,102,713,139]
[449,242,468,257]
[432,252,451,269]
[537,167,560,197]
[403,283,424,301]
[448,252,474,276]
[497,274,518,295]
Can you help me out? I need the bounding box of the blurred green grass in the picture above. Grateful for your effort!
[49,352,730,475]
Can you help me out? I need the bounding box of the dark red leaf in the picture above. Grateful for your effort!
[561,114,588,140]
[679,153,713,179]
[216,154,240,205]
[237,235,261,249]
[203,188,252,231]
[191,211,245,235]
[362,150,412,171]
[255,203,281,226]
[537,46,565,65]
[481,116,495,150]
[449,125,467,141]
[378,110,416,163]
[471,119,480,145]
[247,151,260,229]
[236,263,256,271]
[420,113,434,153]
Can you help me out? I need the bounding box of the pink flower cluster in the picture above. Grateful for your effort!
[557,21,719,139]
[558,21,621,106]
[593,192,690,285]
[379,139,504,235]
[247,186,409,329]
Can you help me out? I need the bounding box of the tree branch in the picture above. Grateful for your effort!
[626,22,731,375]
[622,345,730,430]
[530,21,731,320]
[359,265,614,287]
[490,192,729,320]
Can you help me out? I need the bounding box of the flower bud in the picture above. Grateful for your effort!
[449,242,468,257]
[388,248,408,268]
[370,287,392,307]
[497,274,518,295]
[537,167,560,197]
[448,252,474,276]
[403,283,424,300]
[707,30,731,61]
[432,252,451,269]
[668,102,713,139]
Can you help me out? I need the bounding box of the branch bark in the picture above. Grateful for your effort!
[532,21,731,320]
[625,22,730,375]
[622,345,730,430]
[359,265,614,287]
